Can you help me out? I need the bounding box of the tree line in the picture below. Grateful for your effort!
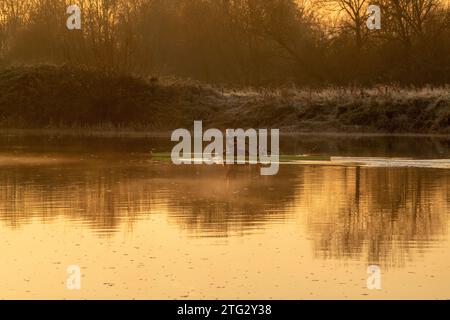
[0,0,449,86]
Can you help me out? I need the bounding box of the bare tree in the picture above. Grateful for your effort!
[316,0,370,50]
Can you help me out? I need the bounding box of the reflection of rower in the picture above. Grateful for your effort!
[224,138,253,164]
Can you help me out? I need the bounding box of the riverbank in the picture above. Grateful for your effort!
[0,65,448,134]
[1,128,449,138]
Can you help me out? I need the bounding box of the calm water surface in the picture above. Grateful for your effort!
[0,134,449,299]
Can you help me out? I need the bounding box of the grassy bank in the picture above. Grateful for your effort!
[0,65,448,134]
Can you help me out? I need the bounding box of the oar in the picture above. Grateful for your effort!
[150,152,330,162]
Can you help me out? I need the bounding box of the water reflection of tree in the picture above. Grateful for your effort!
[299,166,449,267]
[0,163,298,236]
[161,165,299,237]
[0,161,448,268]
[0,164,160,233]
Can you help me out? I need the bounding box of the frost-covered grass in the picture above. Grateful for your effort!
[213,85,450,133]
[0,65,448,134]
